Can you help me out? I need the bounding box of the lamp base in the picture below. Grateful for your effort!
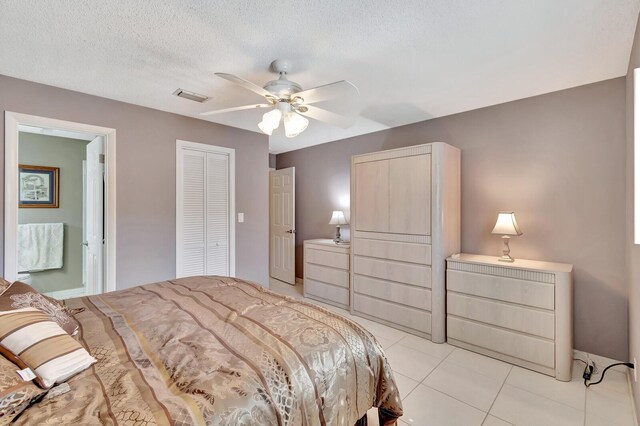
[333,225,342,244]
[498,235,515,262]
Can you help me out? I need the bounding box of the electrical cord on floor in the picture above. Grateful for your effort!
[575,356,599,375]
[584,362,634,387]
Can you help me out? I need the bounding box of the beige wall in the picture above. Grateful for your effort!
[18,133,88,293]
[626,11,640,422]
[0,74,270,289]
[277,77,628,360]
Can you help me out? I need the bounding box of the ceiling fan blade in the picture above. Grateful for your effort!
[292,80,359,105]
[215,73,274,99]
[199,103,271,116]
[297,105,357,129]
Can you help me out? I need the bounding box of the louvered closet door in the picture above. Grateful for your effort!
[177,147,231,278]
[206,153,229,276]
[179,150,207,276]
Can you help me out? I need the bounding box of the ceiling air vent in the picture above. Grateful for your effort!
[173,88,209,103]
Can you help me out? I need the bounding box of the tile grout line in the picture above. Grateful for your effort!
[501,366,588,414]
[481,365,513,426]
[416,347,512,415]
[419,346,458,384]
[420,381,490,420]
[392,346,457,402]
[584,373,587,426]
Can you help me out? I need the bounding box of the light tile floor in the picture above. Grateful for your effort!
[269,278,637,426]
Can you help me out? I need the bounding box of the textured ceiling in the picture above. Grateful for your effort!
[1,1,639,153]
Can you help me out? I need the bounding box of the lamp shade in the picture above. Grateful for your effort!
[257,109,282,135]
[491,211,523,236]
[329,210,348,225]
[284,112,309,138]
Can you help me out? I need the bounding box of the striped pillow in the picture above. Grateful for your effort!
[0,308,96,389]
[0,281,79,335]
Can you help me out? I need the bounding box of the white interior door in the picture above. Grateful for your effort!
[270,167,295,284]
[85,136,104,295]
[176,141,235,278]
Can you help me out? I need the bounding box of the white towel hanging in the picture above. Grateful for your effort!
[17,223,64,272]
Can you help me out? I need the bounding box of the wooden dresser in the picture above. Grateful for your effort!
[350,143,460,342]
[446,253,573,381]
[303,239,350,309]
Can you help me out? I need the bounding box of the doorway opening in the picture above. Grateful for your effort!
[4,112,116,298]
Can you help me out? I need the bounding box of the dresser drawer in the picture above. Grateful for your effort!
[305,264,349,288]
[447,293,555,339]
[448,316,555,368]
[353,238,431,265]
[447,270,554,310]
[305,248,349,270]
[353,256,431,287]
[305,279,349,306]
[353,274,431,310]
[354,294,431,334]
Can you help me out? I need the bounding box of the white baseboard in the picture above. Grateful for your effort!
[44,287,87,300]
[573,349,629,374]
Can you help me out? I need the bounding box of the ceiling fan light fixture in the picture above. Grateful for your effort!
[204,61,360,137]
[260,108,283,133]
[284,112,309,138]
[258,119,274,136]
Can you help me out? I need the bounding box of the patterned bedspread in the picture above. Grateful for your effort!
[15,276,403,425]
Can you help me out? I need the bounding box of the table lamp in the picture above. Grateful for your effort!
[329,210,348,244]
[491,211,523,262]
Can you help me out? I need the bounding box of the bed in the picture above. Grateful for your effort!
[14,276,403,425]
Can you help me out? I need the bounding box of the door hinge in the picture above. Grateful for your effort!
[99,154,105,164]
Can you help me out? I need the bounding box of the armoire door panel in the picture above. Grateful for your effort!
[389,154,431,235]
[355,160,389,232]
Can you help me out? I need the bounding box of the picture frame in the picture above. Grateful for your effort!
[18,164,59,208]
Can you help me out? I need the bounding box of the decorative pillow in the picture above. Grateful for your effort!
[0,308,96,389]
[0,281,79,335]
[0,355,45,423]
[0,279,10,296]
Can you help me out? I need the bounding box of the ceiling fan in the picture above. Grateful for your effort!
[200,59,359,138]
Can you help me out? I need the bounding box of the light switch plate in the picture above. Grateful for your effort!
[238,213,244,223]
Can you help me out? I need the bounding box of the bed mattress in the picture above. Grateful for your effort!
[14,276,402,425]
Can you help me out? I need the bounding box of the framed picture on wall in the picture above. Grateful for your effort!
[18,164,59,208]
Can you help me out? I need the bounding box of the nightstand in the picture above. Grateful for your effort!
[303,239,350,309]
[446,253,573,381]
